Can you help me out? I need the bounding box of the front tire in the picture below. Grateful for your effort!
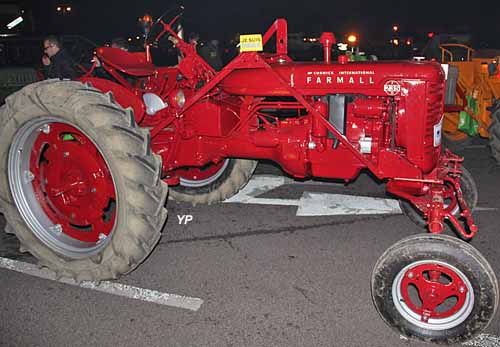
[0,80,168,281]
[371,234,498,344]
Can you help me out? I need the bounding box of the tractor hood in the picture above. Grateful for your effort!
[220,60,445,97]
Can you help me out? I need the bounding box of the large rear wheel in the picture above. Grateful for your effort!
[0,80,168,281]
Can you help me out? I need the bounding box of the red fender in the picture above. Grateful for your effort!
[78,77,146,124]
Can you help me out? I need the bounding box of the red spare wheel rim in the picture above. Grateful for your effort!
[392,260,474,330]
[176,159,229,188]
[8,118,117,259]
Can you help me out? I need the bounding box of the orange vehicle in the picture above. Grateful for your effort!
[440,44,500,161]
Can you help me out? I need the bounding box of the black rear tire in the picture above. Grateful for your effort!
[0,80,168,281]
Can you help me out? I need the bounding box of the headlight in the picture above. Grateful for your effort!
[174,90,185,108]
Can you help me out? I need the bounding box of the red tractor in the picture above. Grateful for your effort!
[0,10,497,344]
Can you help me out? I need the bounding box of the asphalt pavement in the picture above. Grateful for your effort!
[1,142,499,347]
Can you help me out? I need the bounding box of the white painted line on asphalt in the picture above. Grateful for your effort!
[225,175,403,216]
[224,175,289,203]
[225,175,498,216]
[463,334,500,346]
[296,192,402,216]
[244,198,300,206]
[474,207,499,212]
[0,257,204,312]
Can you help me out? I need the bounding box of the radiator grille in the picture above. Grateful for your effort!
[425,82,444,156]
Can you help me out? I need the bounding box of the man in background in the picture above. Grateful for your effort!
[41,35,78,79]
[199,39,223,71]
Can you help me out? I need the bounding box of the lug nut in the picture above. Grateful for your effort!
[459,286,465,293]
[49,224,63,234]
[308,141,317,150]
[407,272,414,279]
[24,171,35,183]
[39,124,50,134]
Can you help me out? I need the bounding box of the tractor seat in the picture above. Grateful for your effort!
[96,47,157,76]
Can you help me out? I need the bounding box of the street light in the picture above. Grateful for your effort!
[56,4,73,14]
[392,25,399,32]
[347,34,357,44]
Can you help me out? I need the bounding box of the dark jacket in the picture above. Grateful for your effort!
[199,41,223,71]
[42,49,78,79]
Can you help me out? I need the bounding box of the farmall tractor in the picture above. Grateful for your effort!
[0,10,497,344]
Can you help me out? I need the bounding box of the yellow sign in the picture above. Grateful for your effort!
[239,34,263,52]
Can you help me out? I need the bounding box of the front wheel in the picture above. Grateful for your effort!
[371,234,498,344]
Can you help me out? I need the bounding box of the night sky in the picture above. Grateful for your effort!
[23,0,500,48]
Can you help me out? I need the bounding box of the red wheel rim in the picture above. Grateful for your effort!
[175,160,229,187]
[400,263,469,322]
[29,123,116,243]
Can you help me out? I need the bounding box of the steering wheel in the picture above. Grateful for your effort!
[146,5,184,45]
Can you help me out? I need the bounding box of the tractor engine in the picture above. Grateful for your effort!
[219,60,445,179]
[332,79,443,174]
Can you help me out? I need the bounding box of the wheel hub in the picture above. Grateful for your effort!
[402,264,468,321]
[8,118,117,258]
[31,123,116,243]
[393,260,474,330]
